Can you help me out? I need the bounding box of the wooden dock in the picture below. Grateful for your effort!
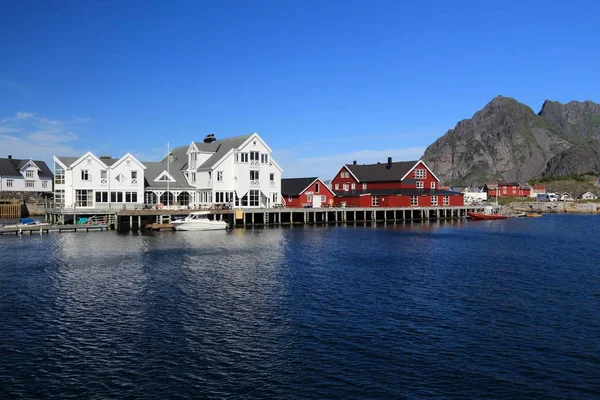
[0,224,109,235]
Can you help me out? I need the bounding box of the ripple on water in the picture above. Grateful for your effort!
[0,216,599,399]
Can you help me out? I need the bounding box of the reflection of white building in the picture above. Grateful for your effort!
[54,133,283,209]
[0,156,53,193]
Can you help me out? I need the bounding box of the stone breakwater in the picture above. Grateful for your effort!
[506,201,600,214]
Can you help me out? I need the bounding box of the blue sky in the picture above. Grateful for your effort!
[1,0,599,178]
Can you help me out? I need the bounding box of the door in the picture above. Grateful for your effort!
[312,194,322,208]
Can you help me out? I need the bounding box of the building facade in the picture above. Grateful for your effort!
[281,177,335,208]
[54,133,283,210]
[0,156,53,194]
[330,158,463,207]
[485,182,531,198]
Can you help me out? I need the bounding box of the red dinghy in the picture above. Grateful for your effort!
[468,212,508,220]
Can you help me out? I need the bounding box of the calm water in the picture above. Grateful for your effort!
[0,215,599,399]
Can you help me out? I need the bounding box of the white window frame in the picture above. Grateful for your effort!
[362,183,367,190]
[6,179,13,187]
[25,170,34,177]
[443,196,450,206]
[351,183,356,190]
[415,169,426,179]
[410,196,418,206]
[430,181,436,189]
[372,196,379,206]
[216,171,223,182]
[343,184,349,191]
[431,196,438,206]
[81,170,90,181]
[335,184,339,190]
[416,181,424,189]
[42,181,48,188]
[25,180,35,188]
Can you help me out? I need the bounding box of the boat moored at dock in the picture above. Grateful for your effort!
[171,211,228,231]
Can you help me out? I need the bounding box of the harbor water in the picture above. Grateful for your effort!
[0,214,599,399]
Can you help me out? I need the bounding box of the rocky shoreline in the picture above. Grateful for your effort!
[504,201,600,214]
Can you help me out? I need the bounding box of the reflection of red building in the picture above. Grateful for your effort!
[485,182,531,197]
[330,158,464,207]
[282,177,335,208]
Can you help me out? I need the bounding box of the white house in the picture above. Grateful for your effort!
[579,191,598,200]
[560,192,574,202]
[0,155,53,194]
[54,133,283,210]
[143,133,283,208]
[460,186,487,204]
[53,152,146,209]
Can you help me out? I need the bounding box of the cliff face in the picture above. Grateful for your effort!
[422,96,600,185]
[541,140,600,177]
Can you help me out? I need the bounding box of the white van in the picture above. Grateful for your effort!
[536,193,550,202]
[547,193,559,202]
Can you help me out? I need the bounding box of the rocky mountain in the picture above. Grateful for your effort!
[541,140,600,177]
[422,96,600,185]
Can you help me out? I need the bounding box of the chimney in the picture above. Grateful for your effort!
[386,157,392,170]
[8,155,12,160]
[203,133,217,143]
[353,160,357,165]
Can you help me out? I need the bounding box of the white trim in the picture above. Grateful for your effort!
[110,152,147,170]
[331,165,360,183]
[52,156,68,170]
[186,141,200,155]
[19,160,41,172]
[299,178,336,197]
[400,160,440,182]
[154,170,177,182]
[70,151,108,169]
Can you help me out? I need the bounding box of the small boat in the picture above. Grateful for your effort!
[467,212,508,220]
[525,212,543,218]
[510,212,527,218]
[171,211,228,231]
[3,218,50,228]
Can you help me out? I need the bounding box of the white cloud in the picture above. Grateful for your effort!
[16,111,34,119]
[276,146,427,179]
[0,111,90,162]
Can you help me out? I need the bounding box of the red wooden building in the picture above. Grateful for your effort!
[484,182,531,198]
[281,177,336,208]
[330,157,464,207]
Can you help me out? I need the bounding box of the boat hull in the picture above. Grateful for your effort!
[468,212,508,220]
[172,221,228,231]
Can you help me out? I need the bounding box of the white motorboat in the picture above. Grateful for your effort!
[171,211,228,231]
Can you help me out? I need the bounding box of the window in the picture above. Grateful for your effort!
[191,172,196,183]
[416,181,424,189]
[76,189,93,207]
[55,189,65,205]
[54,166,65,184]
[410,196,418,206]
[234,153,239,163]
[351,183,355,190]
[81,170,90,181]
[431,196,438,206]
[261,154,269,163]
[269,173,275,183]
[362,183,367,190]
[415,169,427,179]
[315,182,320,193]
[250,151,259,161]
[95,191,109,203]
[6,179,13,187]
[249,190,259,206]
[131,171,138,183]
[335,184,339,190]
[430,181,436,189]
[272,193,278,203]
[250,170,260,181]
[443,196,450,206]
[343,184,349,191]
[25,170,34,177]
[307,194,313,202]
[240,153,249,163]
[216,171,223,182]
[42,181,48,188]
[101,170,107,179]
[372,196,379,206]
[26,181,35,188]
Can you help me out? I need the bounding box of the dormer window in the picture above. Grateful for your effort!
[25,170,34,177]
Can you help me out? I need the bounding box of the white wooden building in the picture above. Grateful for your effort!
[0,155,53,194]
[53,152,146,210]
[579,191,598,200]
[54,133,283,210]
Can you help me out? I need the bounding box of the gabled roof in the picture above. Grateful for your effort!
[345,160,419,183]
[165,134,254,171]
[281,177,335,197]
[143,160,192,190]
[0,157,53,178]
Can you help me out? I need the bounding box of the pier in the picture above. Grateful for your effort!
[0,224,109,235]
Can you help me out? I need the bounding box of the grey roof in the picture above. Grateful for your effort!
[55,156,119,167]
[334,188,462,198]
[0,157,53,178]
[346,160,418,183]
[143,161,192,190]
[194,134,253,169]
[281,177,318,196]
